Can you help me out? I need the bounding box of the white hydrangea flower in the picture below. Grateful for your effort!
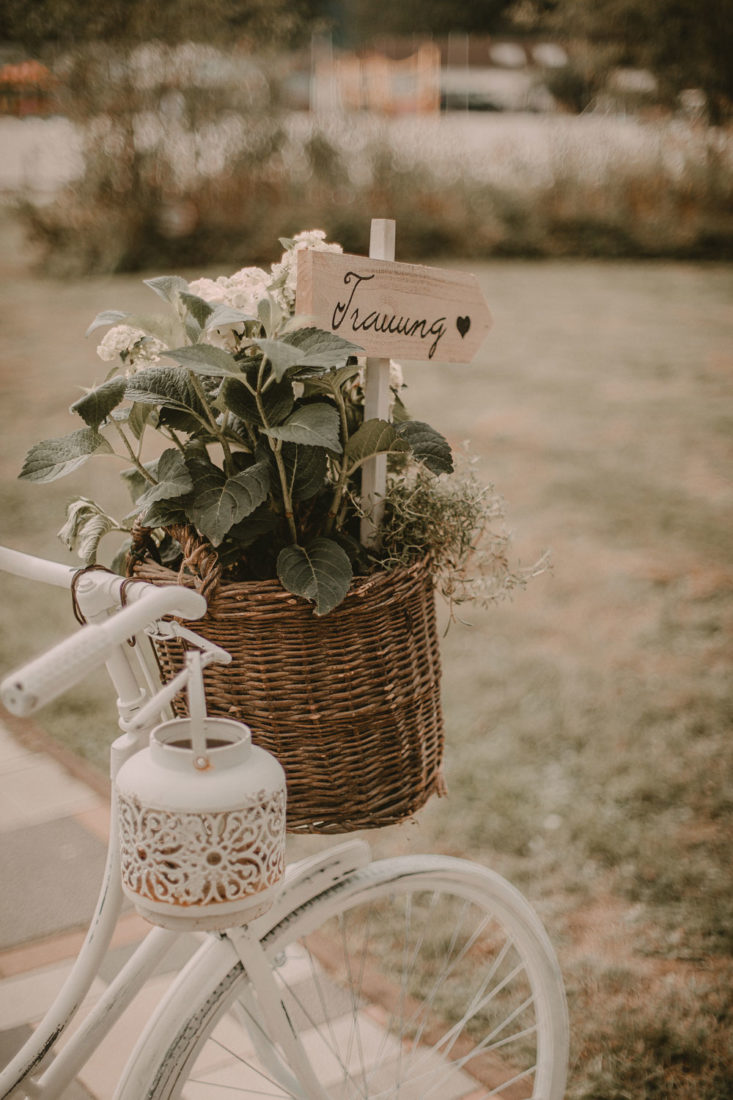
[225,267,270,314]
[205,326,243,353]
[96,325,167,374]
[190,268,270,351]
[389,359,405,393]
[189,268,269,316]
[186,276,229,305]
[269,229,343,313]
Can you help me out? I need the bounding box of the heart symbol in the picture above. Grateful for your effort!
[456,316,471,338]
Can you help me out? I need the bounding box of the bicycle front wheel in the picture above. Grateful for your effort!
[123,855,568,1099]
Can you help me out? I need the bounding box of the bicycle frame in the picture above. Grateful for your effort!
[0,546,370,1100]
[0,547,200,1096]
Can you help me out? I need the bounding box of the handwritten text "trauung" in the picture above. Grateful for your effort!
[331,272,446,359]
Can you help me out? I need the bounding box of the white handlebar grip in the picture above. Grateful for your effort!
[0,625,114,717]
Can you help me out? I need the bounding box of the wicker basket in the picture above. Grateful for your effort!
[130,530,444,833]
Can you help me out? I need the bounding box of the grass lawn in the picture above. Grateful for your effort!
[0,212,731,1097]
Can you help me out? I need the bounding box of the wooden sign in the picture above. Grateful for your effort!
[296,218,492,545]
[296,249,492,364]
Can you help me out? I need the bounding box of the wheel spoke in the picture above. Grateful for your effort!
[409,1017,539,1097]
[183,1080,289,1097]
[400,895,473,1048]
[340,909,372,1097]
[423,957,527,1066]
[127,858,567,1100]
[407,917,510,1054]
[277,939,370,1099]
[184,1028,295,1097]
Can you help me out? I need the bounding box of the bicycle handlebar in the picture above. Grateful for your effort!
[3,624,123,716]
[0,545,79,589]
[0,568,208,717]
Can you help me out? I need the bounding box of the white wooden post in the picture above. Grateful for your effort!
[360,218,396,546]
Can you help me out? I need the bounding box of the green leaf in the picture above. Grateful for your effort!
[58,498,122,564]
[129,313,181,347]
[221,414,255,448]
[283,327,363,365]
[257,295,283,337]
[133,449,193,512]
[151,446,193,487]
[344,418,409,470]
[179,291,214,328]
[125,367,207,418]
[19,429,113,483]
[302,363,360,397]
[254,338,303,381]
[219,375,294,427]
[126,449,194,524]
[85,310,129,337]
[226,501,278,549]
[109,537,133,576]
[144,275,189,304]
[264,403,342,453]
[332,529,372,572]
[253,327,362,382]
[227,462,271,519]
[159,533,185,564]
[164,344,243,378]
[158,407,207,435]
[187,453,270,546]
[281,442,327,501]
[125,401,158,441]
[276,538,353,616]
[206,303,257,329]
[87,311,180,348]
[137,496,191,529]
[184,314,201,344]
[186,458,225,543]
[397,420,454,475]
[391,391,409,424]
[70,377,127,430]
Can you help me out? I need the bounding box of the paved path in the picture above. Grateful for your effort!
[0,718,199,1098]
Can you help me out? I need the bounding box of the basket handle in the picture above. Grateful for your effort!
[128,520,223,605]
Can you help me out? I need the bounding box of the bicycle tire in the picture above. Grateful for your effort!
[117,855,568,1099]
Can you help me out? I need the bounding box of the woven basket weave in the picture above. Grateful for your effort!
[130,530,444,833]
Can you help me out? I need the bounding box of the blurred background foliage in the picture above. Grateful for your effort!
[1,0,731,116]
[0,0,726,272]
[0,0,326,49]
[0,0,731,273]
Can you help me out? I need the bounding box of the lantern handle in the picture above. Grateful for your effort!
[186,650,210,769]
[125,625,230,746]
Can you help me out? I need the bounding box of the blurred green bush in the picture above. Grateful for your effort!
[18,43,733,272]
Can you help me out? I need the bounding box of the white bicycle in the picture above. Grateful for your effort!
[0,544,569,1100]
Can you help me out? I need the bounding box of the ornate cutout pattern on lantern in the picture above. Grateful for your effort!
[117,787,286,914]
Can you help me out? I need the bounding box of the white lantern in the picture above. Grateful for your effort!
[115,716,286,931]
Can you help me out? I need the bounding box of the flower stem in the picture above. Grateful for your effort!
[110,421,157,484]
[271,440,298,544]
[187,371,236,477]
[255,357,298,544]
[324,389,351,536]
[163,427,187,454]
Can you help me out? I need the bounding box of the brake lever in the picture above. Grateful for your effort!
[145,620,232,665]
